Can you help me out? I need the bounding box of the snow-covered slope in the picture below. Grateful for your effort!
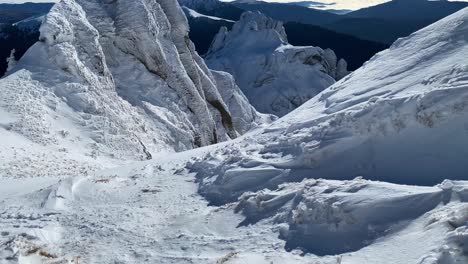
[187,7,468,260]
[196,7,468,202]
[0,0,267,177]
[183,6,234,22]
[206,11,349,116]
[12,15,45,33]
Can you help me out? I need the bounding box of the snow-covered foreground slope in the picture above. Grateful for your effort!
[1,143,467,264]
[206,11,349,117]
[0,0,268,177]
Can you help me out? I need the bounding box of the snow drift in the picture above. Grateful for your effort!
[205,11,349,116]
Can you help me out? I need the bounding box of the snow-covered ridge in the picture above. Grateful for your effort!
[206,11,349,116]
[0,0,267,177]
[182,6,234,22]
[189,7,468,259]
[12,15,45,32]
[195,7,468,203]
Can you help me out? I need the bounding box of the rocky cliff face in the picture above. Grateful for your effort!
[206,11,349,117]
[0,0,266,176]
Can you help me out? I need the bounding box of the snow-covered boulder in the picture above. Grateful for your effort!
[205,11,349,117]
[0,0,266,177]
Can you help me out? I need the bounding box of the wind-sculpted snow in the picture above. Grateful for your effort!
[206,11,349,117]
[0,0,267,176]
[188,7,468,255]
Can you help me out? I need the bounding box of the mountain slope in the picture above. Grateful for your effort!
[205,12,349,117]
[233,1,341,25]
[324,0,468,44]
[349,0,468,20]
[189,8,468,259]
[180,0,388,69]
[179,0,244,20]
[228,0,468,45]
[0,0,266,178]
[196,6,468,203]
[0,2,54,24]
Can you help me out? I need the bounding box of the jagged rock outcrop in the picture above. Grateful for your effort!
[206,11,349,117]
[0,0,266,172]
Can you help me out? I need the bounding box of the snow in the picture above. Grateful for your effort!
[206,11,349,117]
[188,6,468,262]
[0,0,267,175]
[12,15,44,33]
[182,6,234,22]
[1,1,467,264]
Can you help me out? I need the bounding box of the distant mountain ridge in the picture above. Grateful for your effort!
[230,0,468,44]
[0,2,53,24]
[180,0,244,20]
[180,0,388,70]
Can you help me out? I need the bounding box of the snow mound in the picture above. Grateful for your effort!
[206,11,349,116]
[235,178,467,256]
[0,0,267,176]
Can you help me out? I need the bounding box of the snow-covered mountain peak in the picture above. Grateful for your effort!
[208,11,287,54]
[233,11,288,42]
[0,0,267,177]
[206,11,349,116]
